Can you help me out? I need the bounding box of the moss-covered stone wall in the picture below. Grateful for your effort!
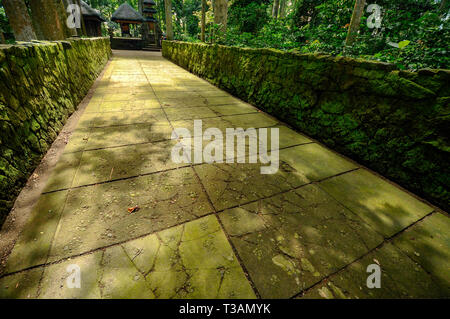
[163,41,449,211]
[0,38,111,224]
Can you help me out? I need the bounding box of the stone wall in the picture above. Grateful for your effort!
[162,41,449,211]
[0,37,111,225]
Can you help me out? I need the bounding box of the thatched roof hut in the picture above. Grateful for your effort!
[80,1,105,37]
[111,3,144,23]
[81,1,105,21]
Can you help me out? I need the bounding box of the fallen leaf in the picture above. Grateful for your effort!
[128,205,140,213]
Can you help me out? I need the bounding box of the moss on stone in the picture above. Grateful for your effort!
[0,38,111,226]
[163,40,450,211]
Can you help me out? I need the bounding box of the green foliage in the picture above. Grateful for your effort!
[223,0,449,70]
[228,0,270,33]
[2,0,446,69]
[0,4,14,43]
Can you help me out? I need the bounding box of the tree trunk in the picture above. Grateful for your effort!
[212,0,227,33]
[201,0,206,42]
[3,0,37,41]
[440,0,447,12]
[345,0,366,47]
[0,32,5,44]
[29,0,66,40]
[272,0,280,19]
[279,0,286,18]
[164,0,173,40]
[56,0,72,38]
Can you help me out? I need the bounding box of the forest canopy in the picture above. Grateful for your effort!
[0,0,448,70]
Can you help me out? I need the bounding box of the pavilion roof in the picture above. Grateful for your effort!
[80,1,106,22]
[111,3,144,23]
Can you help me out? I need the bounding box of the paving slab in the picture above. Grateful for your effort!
[160,97,209,108]
[84,123,173,150]
[39,251,103,299]
[209,103,258,116]
[205,96,242,106]
[95,86,152,95]
[392,213,450,288]
[195,162,309,211]
[165,106,218,121]
[319,169,434,237]
[300,242,448,298]
[43,152,82,192]
[96,99,161,112]
[99,245,155,299]
[262,125,312,150]
[0,267,43,298]
[47,167,213,263]
[1,216,255,299]
[218,185,384,298]
[122,215,256,298]
[77,109,168,128]
[198,90,231,98]
[155,91,203,99]
[278,143,357,181]
[4,191,69,273]
[71,140,189,187]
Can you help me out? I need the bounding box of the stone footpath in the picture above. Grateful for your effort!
[0,50,448,299]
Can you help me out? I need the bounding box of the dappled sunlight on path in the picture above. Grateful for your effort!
[0,50,448,299]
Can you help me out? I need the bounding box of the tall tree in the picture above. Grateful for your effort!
[3,0,36,41]
[279,0,286,18]
[272,0,280,18]
[440,0,447,12]
[345,0,366,46]
[164,0,173,40]
[201,0,206,41]
[213,0,227,32]
[29,0,66,40]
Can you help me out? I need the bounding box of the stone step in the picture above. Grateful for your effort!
[142,47,161,52]
[142,46,161,52]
